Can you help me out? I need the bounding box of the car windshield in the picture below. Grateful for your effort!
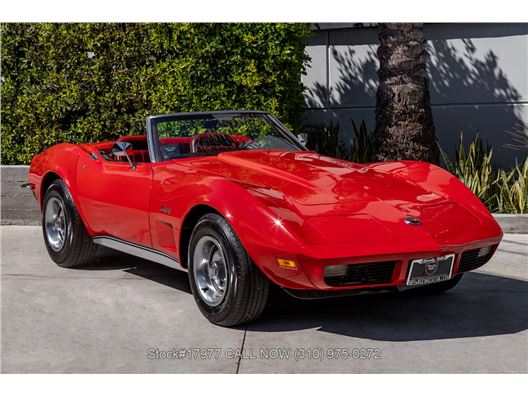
[149,112,306,161]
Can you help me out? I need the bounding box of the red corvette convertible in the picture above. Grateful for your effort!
[26,111,503,326]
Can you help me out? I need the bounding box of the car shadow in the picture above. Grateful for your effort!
[74,246,192,293]
[77,248,528,342]
[253,272,528,341]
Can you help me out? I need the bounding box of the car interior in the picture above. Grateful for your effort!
[92,132,253,163]
[93,135,193,163]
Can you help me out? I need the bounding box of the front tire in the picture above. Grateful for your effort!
[42,179,97,268]
[188,213,269,327]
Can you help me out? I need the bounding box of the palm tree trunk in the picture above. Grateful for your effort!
[373,23,439,164]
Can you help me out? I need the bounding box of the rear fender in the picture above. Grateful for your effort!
[29,143,94,234]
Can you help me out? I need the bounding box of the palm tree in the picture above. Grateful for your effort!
[372,23,439,164]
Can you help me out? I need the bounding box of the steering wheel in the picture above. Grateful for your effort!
[191,131,238,153]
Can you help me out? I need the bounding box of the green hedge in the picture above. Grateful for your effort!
[0,23,311,164]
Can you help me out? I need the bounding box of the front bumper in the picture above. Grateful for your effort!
[259,235,501,292]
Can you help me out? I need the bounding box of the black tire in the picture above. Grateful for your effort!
[411,274,464,294]
[188,213,269,327]
[41,179,98,268]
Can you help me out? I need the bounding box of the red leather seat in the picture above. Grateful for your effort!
[128,149,150,163]
[115,136,150,162]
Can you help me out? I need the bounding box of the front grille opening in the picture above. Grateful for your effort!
[458,245,497,273]
[324,261,396,287]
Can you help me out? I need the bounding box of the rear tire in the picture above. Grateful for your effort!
[42,179,97,268]
[188,213,269,327]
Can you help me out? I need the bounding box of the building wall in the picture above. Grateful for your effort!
[302,23,528,168]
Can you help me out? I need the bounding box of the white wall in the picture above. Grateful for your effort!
[302,23,528,168]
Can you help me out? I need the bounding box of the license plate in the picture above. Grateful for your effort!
[406,254,454,286]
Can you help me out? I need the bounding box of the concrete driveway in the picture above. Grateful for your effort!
[1,226,527,373]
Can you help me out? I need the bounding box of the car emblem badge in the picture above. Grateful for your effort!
[404,216,422,226]
[160,205,171,214]
[425,261,439,276]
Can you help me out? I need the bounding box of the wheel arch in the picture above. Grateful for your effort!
[179,204,223,268]
[40,171,63,207]
[174,179,306,288]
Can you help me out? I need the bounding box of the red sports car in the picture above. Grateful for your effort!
[26,111,503,326]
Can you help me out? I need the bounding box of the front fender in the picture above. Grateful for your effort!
[153,174,315,289]
[391,161,500,222]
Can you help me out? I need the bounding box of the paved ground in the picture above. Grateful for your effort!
[1,226,527,373]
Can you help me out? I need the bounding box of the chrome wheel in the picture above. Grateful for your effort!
[44,196,67,252]
[192,235,228,307]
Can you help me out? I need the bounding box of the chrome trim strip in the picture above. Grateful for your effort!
[93,236,186,272]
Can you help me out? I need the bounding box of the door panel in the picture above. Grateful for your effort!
[76,154,153,247]
[148,163,191,260]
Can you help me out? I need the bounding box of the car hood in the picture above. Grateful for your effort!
[183,150,446,206]
[180,150,497,250]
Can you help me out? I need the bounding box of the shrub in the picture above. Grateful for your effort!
[0,23,311,164]
[345,120,375,163]
[440,134,496,209]
[304,119,375,163]
[304,122,340,158]
[440,134,527,214]
[495,161,528,214]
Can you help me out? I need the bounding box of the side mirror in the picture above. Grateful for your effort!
[296,133,308,146]
[112,142,136,170]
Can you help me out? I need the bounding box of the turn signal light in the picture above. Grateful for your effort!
[276,258,297,269]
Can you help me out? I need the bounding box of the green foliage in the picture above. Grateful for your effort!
[440,134,496,208]
[440,134,528,214]
[305,119,374,163]
[304,122,340,158]
[345,120,375,163]
[0,23,311,164]
[495,161,528,214]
